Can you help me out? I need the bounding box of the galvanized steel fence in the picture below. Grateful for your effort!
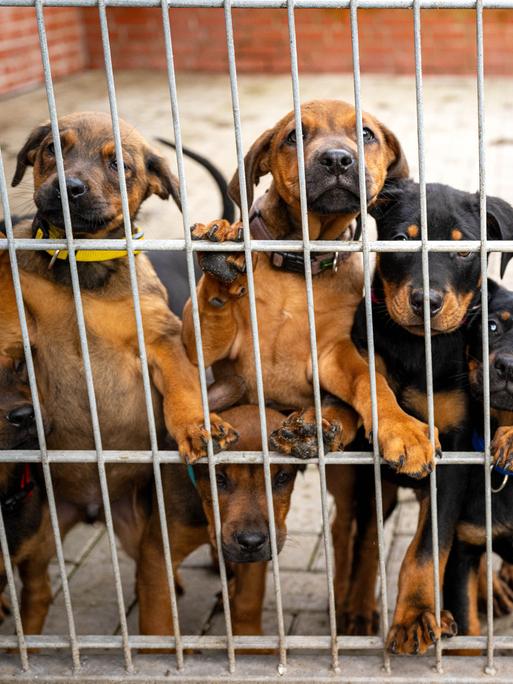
[0,1,511,682]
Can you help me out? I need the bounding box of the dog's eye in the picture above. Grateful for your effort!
[46,143,55,156]
[286,129,306,146]
[109,158,128,173]
[393,233,408,241]
[362,127,375,143]
[216,472,229,490]
[489,320,498,333]
[457,251,472,258]
[273,470,292,488]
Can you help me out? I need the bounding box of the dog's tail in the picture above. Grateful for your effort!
[156,138,235,224]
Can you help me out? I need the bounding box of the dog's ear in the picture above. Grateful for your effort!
[228,128,274,209]
[380,123,410,182]
[12,123,51,187]
[145,151,181,208]
[485,195,513,278]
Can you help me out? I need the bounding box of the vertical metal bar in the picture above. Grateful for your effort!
[0,148,81,672]
[475,0,495,674]
[223,0,288,671]
[286,0,339,672]
[35,0,133,670]
[412,0,443,671]
[160,2,237,671]
[348,0,391,672]
[96,0,184,668]
[0,502,28,670]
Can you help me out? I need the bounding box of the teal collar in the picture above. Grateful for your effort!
[187,464,197,488]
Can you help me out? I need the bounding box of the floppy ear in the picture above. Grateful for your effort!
[228,127,274,209]
[146,151,181,208]
[380,123,410,182]
[485,195,513,278]
[12,123,51,187]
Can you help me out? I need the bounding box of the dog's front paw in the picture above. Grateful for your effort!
[337,609,380,636]
[387,610,457,655]
[209,414,239,452]
[175,416,239,464]
[377,414,438,479]
[491,426,513,471]
[191,220,248,296]
[270,408,344,460]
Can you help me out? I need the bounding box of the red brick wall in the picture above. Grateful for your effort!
[2,7,513,96]
[84,8,513,75]
[0,7,87,96]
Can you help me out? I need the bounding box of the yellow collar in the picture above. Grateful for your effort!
[34,223,144,263]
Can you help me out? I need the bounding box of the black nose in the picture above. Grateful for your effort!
[494,354,513,383]
[319,148,355,175]
[410,289,444,318]
[235,530,267,552]
[55,177,87,201]
[6,405,35,428]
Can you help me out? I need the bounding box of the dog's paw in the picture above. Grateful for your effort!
[386,610,457,655]
[191,220,249,295]
[269,408,344,459]
[210,414,239,453]
[377,414,438,479]
[337,610,380,636]
[491,426,513,471]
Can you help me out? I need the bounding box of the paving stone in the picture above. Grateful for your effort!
[265,571,328,613]
[287,466,333,536]
[278,533,318,572]
[394,499,421,536]
[206,609,294,637]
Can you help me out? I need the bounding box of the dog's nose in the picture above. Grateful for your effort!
[410,289,444,318]
[7,405,35,428]
[494,354,513,383]
[319,148,355,175]
[65,177,87,200]
[235,530,267,552]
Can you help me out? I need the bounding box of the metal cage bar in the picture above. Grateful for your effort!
[0,0,512,680]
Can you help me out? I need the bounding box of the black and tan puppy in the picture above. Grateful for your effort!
[341,180,513,653]
[137,405,300,639]
[2,112,238,631]
[0,355,54,634]
[442,280,513,645]
[184,100,439,480]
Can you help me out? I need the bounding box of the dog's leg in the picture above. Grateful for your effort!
[17,557,52,635]
[326,465,357,632]
[320,340,439,478]
[231,561,267,640]
[147,323,238,464]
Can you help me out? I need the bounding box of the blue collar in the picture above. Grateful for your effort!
[187,464,197,488]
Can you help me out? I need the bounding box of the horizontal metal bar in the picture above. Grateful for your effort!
[0,0,511,8]
[0,633,510,651]
[2,238,513,254]
[0,450,487,465]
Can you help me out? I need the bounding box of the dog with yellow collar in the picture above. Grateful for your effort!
[2,112,238,633]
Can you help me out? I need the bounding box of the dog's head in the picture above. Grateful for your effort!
[192,406,299,563]
[468,281,513,412]
[228,99,408,224]
[0,356,38,450]
[195,462,299,563]
[371,181,513,335]
[12,112,180,237]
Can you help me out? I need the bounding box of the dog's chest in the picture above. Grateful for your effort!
[231,260,361,407]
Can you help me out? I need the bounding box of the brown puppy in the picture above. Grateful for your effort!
[2,112,237,630]
[184,100,439,478]
[137,405,300,640]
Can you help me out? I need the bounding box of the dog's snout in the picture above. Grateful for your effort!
[319,148,355,175]
[235,530,267,553]
[494,354,513,383]
[7,404,35,428]
[410,289,444,318]
[66,177,87,200]
[55,177,88,201]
